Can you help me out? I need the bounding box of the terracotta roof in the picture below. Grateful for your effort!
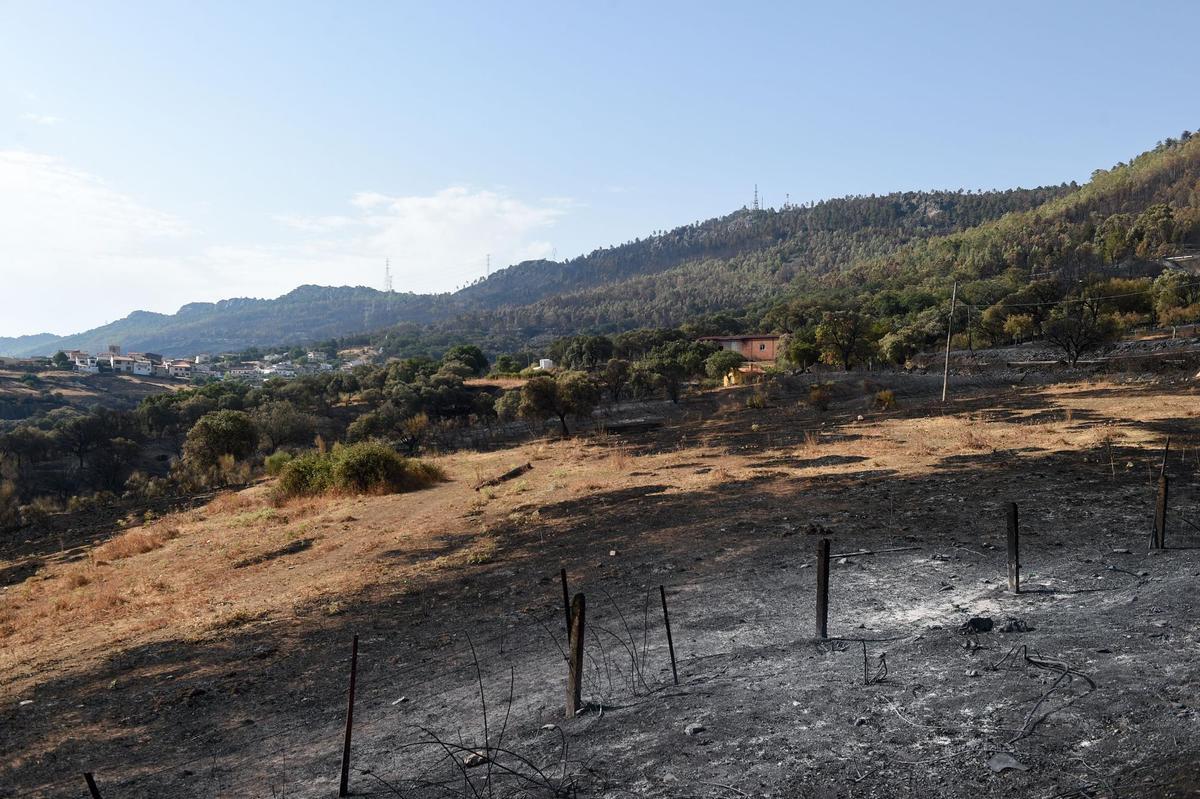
[698,334,782,342]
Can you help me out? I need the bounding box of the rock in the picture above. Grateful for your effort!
[463,751,488,768]
[853,717,867,727]
[540,723,557,731]
[999,618,1033,633]
[959,617,994,635]
[1111,548,1132,554]
[856,415,865,421]
[684,723,705,736]
[986,753,1029,773]
[609,550,618,557]
[964,669,980,677]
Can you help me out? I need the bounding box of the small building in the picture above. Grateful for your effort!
[699,334,782,363]
[74,355,100,374]
[108,355,135,373]
[538,358,555,370]
[167,359,194,379]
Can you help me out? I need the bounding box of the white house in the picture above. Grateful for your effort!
[73,355,99,374]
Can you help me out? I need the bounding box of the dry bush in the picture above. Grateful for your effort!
[959,428,991,450]
[808,385,832,411]
[99,527,168,559]
[801,430,821,454]
[609,444,630,472]
[874,389,897,410]
[207,490,257,516]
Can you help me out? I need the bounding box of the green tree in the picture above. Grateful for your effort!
[518,372,601,436]
[780,331,820,370]
[815,310,877,371]
[252,400,317,451]
[51,351,71,370]
[642,340,713,403]
[182,410,258,470]
[1002,313,1036,344]
[442,344,488,375]
[704,349,745,380]
[55,414,108,471]
[561,335,615,370]
[600,358,631,403]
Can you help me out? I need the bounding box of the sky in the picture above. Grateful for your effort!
[1,0,1199,338]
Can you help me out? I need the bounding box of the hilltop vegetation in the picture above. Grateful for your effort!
[372,132,1200,362]
[2,187,1069,358]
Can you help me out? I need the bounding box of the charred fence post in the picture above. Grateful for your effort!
[339,634,359,797]
[1154,475,1169,549]
[566,593,586,717]
[1006,502,1020,594]
[816,538,831,639]
[83,773,103,799]
[659,585,679,685]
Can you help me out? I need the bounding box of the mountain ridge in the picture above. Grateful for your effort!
[2,186,1072,358]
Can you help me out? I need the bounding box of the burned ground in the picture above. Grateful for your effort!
[4,374,1200,797]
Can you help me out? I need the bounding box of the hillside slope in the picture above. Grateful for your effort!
[3,188,1069,358]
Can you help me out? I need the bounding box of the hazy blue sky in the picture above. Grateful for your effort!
[2,0,1198,336]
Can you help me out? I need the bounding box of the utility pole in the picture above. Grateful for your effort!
[941,280,957,403]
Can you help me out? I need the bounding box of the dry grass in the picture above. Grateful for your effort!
[0,377,1191,703]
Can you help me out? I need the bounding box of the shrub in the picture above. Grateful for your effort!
[19,495,62,526]
[183,410,258,469]
[273,442,445,500]
[276,452,335,498]
[808,385,832,411]
[874,389,897,410]
[264,450,294,475]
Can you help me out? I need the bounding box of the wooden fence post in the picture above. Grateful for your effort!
[83,773,103,799]
[1006,502,1020,594]
[339,634,359,797]
[816,538,830,639]
[659,585,678,685]
[1154,475,1168,549]
[566,593,585,717]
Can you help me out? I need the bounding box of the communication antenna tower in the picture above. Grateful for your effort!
[486,253,491,277]
[753,184,759,211]
[384,258,393,293]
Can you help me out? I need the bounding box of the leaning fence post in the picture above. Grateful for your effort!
[83,773,103,799]
[815,538,830,639]
[560,567,571,633]
[659,585,679,685]
[1154,475,1169,549]
[1006,502,1020,593]
[566,593,586,717]
[339,634,359,797]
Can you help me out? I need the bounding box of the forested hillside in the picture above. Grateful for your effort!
[0,286,457,358]
[3,188,1069,358]
[370,132,1200,359]
[10,133,1200,361]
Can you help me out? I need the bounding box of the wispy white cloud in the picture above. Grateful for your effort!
[0,151,568,337]
[20,113,61,126]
